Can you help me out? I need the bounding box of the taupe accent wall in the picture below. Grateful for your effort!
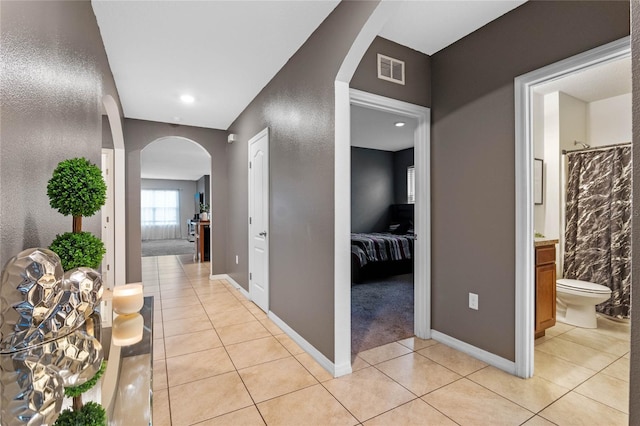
[0,1,121,269]
[430,1,630,360]
[394,148,414,204]
[102,116,115,149]
[351,147,395,233]
[226,1,379,361]
[196,175,210,208]
[630,0,639,419]
[123,119,228,281]
[351,36,431,108]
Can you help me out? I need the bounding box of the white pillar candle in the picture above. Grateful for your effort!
[112,283,143,315]
[112,313,144,346]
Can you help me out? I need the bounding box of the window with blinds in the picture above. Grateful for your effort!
[407,166,415,204]
[141,189,179,226]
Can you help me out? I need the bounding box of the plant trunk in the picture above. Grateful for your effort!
[72,394,83,411]
[73,216,82,233]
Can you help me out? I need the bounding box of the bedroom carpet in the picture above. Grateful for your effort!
[141,239,195,257]
[351,273,414,354]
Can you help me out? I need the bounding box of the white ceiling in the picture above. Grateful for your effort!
[379,0,526,55]
[92,1,528,131]
[351,105,416,152]
[533,56,631,102]
[91,0,340,130]
[141,137,210,181]
[94,0,530,179]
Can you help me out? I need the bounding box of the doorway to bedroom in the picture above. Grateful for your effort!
[350,102,417,355]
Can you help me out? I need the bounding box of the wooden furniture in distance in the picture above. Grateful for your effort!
[535,241,557,338]
[195,220,210,262]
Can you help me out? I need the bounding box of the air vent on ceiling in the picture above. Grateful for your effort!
[377,54,405,85]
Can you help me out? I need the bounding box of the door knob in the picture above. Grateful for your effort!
[259,231,267,237]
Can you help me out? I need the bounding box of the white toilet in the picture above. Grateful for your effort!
[556,279,612,329]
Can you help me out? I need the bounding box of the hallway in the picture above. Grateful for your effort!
[145,255,629,425]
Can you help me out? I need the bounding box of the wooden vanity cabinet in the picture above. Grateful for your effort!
[535,244,556,338]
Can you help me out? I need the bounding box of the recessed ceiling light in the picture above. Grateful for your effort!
[173,116,181,122]
[394,121,406,127]
[180,94,195,104]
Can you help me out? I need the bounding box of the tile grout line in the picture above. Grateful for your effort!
[150,255,630,425]
[186,268,267,426]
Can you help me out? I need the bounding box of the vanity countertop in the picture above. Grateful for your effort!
[535,237,559,247]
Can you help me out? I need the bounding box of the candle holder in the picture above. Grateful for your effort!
[112,284,143,315]
[112,313,144,347]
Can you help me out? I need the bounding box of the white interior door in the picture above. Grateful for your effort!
[249,128,269,312]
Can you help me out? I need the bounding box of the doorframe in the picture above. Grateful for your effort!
[101,148,115,291]
[334,87,431,376]
[248,127,270,312]
[514,36,630,378]
[102,95,126,287]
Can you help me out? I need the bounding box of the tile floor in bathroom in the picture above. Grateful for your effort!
[144,254,630,425]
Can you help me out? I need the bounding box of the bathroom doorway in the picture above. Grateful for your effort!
[514,37,631,383]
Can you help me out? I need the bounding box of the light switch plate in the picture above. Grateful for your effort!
[469,293,479,310]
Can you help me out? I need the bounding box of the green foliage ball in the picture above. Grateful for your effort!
[49,232,106,271]
[53,402,106,426]
[64,361,107,398]
[47,158,106,217]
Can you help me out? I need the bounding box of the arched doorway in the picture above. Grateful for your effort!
[140,137,212,260]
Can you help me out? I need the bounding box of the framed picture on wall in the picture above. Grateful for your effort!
[534,158,543,205]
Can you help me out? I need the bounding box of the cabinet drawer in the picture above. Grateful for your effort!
[536,245,556,266]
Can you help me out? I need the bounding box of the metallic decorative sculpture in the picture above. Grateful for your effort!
[42,329,104,388]
[0,248,104,425]
[0,351,64,426]
[64,267,104,320]
[0,248,65,353]
[0,249,103,353]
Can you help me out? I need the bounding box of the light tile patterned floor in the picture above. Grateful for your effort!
[144,255,630,425]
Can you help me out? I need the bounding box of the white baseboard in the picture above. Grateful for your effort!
[431,330,516,375]
[210,274,250,299]
[209,275,338,377]
[269,312,337,377]
[334,360,353,377]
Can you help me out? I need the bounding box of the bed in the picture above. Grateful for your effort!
[351,204,415,283]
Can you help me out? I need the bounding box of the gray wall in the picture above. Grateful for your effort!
[0,1,121,269]
[630,0,639,419]
[431,1,630,361]
[226,1,379,361]
[140,179,197,239]
[351,36,431,108]
[393,148,414,204]
[102,115,114,149]
[351,147,394,233]
[124,119,228,281]
[196,175,210,208]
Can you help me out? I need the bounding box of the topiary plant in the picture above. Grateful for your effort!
[64,361,106,399]
[53,402,106,426]
[47,158,106,232]
[65,361,107,412]
[50,232,106,271]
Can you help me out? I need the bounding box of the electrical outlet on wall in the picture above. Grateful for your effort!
[469,293,479,310]
[235,255,239,265]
